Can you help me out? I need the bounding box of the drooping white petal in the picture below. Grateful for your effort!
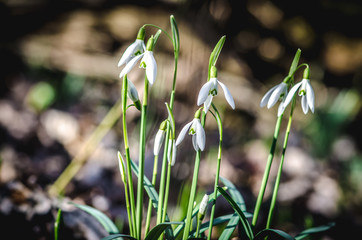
[197,81,214,106]
[171,140,176,166]
[203,95,213,113]
[167,139,177,166]
[175,121,193,146]
[119,54,143,79]
[305,80,315,113]
[192,134,199,151]
[267,83,287,109]
[195,119,205,151]
[218,80,235,109]
[277,102,285,117]
[144,51,157,85]
[301,95,308,114]
[260,84,279,107]
[118,41,138,67]
[284,81,303,108]
[153,129,165,155]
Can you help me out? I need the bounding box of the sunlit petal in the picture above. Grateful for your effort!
[119,54,143,79]
[153,129,165,155]
[306,80,315,113]
[145,51,157,85]
[192,134,199,151]
[195,119,206,151]
[175,121,193,146]
[218,80,235,109]
[203,95,213,113]
[268,83,287,109]
[197,81,213,106]
[260,84,279,107]
[284,81,303,108]
[301,95,308,114]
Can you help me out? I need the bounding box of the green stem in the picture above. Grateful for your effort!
[145,154,159,234]
[162,160,172,223]
[207,104,223,240]
[122,77,137,237]
[136,76,149,239]
[252,115,283,227]
[182,112,206,240]
[266,98,296,229]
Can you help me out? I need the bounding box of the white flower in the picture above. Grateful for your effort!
[119,38,157,85]
[167,139,177,166]
[153,120,167,156]
[284,79,315,114]
[127,78,139,103]
[260,82,288,116]
[118,39,146,67]
[176,117,206,151]
[197,77,235,112]
[199,194,209,216]
[139,50,157,85]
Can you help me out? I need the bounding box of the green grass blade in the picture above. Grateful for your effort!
[208,36,226,80]
[189,213,233,236]
[170,15,180,55]
[295,222,335,240]
[218,213,239,240]
[71,202,119,234]
[254,229,295,240]
[101,234,137,240]
[288,48,301,76]
[217,186,254,240]
[54,208,62,240]
[144,222,183,240]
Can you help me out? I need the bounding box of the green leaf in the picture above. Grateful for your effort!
[208,36,226,80]
[220,177,249,214]
[144,222,183,240]
[101,234,137,240]
[170,15,180,56]
[218,213,239,240]
[190,213,233,236]
[71,202,119,234]
[288,48,301,76]
[295,222,335,240]
[54,208,62,240]
[254,229,295,240]
[130,160,174,239]
[173,189,224,238]
[217,186,254,240]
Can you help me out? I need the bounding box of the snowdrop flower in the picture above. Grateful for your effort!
[284,78,315,114]
[124,75,141,110]
[153,120,167,156]
[176,109,206,151]
[118,27,146,67]
[119,36,157,85]
[260,80,289,116]
[199,194,209,217]
[197,66,235,113]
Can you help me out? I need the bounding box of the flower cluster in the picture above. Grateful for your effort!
[260,67,315,116]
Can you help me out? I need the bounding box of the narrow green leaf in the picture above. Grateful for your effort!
[218,213,239,240]
[220,177,249,214]
[295,222,335,240]
[153,29,162,47]
[254,229,295,240]
[208,36,226,80]
[190,213,233,236]
[288,48,301,76]
[170,15,180,55]
[101,233,137,240]
[144,222,183,240]
[71,202,119,234]
[54,208,62,240]
[217,186,254,240]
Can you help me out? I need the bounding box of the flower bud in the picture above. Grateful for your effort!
[198,194,209,220]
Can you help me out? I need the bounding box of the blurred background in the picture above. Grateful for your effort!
[0,0,361,239]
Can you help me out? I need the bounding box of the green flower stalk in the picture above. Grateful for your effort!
[121,75,137,237]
